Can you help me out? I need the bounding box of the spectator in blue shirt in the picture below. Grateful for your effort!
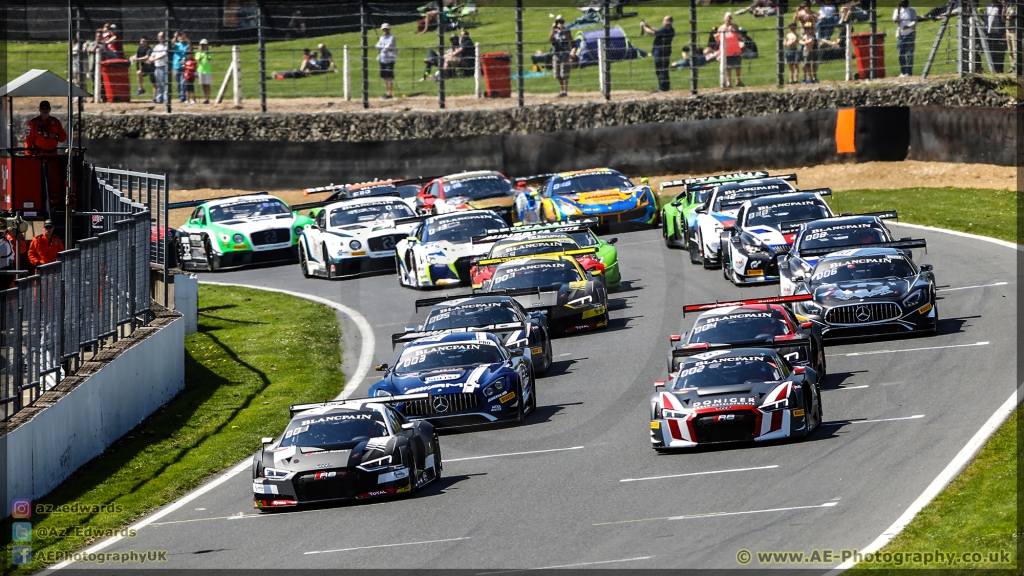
[641,15,675,92]
[171,31,190,103]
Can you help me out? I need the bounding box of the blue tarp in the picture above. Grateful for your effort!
[573,26,642,67]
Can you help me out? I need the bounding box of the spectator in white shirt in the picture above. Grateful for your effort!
[375,23,397,99]
[892,0,918,76]
[985,0,1007,73]
[148,32,169,104]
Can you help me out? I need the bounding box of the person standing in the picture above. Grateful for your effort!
[197,39,213,103]
[785,22,802,83]
[641,15,675,92]
[183,49,198,104]
[172,31,190,103]
[129,37,155,96]
[1007,1,1017,74]
[4,227,30,287]
[375,23,397,99]
[549,15,573,97]
[985,0,1007,73]
[893,0,918,76]
[24,101,67,157]
[28,220,64,269]
[70,32,89,90]
[149,32,169,104]
[718,13,744,87]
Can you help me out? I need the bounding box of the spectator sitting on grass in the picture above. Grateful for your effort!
[839,1,871,23]
[738,27,758,58]
[421,35,460,81]
[735,0,778,17]
[317,44,338,72]
[457,30,476,77]
[299,48,318,73]
[672,45,710,69]
[443,34,464,77]
[816,0,839,39]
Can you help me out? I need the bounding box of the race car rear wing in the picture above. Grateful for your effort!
[392,214,434,227]
[796,238,926,258]
[167,191,271,210]
[475,247,597,267]
[414,292,491,311]
[682,294,814,316]
[718,187,834,211]
[780,210,898,233]
[471,219,599,244]
[289,199,342,212]
[391,321,530,349]
[670,339,812,365]
[680,171,797,193]
[289,393,433,415]
[514,173,558,187]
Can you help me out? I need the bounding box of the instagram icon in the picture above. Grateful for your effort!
[12,499,32,519]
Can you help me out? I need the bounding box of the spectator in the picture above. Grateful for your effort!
[149,31,169,104]
[672,45,709,69]
[172,31,190,103]
[985,0,1006,73]
[299,47,317,73]
[0,229,13,289]
[317,43,339,72]
[550,15,573,97]
[129,37,155,96]
[641,15,675,92]
[793,0,818,27]
[24,101,67,157]
[419,0,459,34]
[442,34,463,77]
[718,14,744,87]
[183,49,198,104]
[1007,1,1017,73]
[739,27,759,58]
[86,29,103,88]
[816,0,839,40]
[197,39,213,103]
[375,23,397,99]
[28,220,64,268]
[785,22,802,83]
[736,0,778,17]
[457,30,476,78]
[893,0,918,76]
[800,23,819,83]
[70,32,88,89]
[2,227,29,288]
[102,23,125,60]
[288,10,307,39]
[839,2,871,24]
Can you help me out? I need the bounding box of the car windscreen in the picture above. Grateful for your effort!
[810,255,916,286]
[712,184,793,211]
[424,214,508,243]
[443,175,513,199]
[395,184,422,199]
[566,230,598,247]
[209,199,290,222]
[671,356,783,391]
[549,173,633,195]
[424,301,519,330]
[492,238,579,258]
[329,202,415,227]
[799,224,888,251]
[689,312,791,344]
[395,342,504,374]
[347,184,395,199]
[490,260,582,290]
[279,412,388,449]
[745,201,831,229]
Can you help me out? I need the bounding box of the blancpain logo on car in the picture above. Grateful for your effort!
[424,373,463,382]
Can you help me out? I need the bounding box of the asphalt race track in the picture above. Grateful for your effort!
[67,222,1017,570]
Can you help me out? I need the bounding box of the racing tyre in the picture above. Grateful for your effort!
[526,369,537,415]
[203,236,216,272]
[405,445,421,494]
[298,243,311,278]
[688,230,702,265]
[813,386,823,431]
[430,433,442,482]
[322,245,333,279]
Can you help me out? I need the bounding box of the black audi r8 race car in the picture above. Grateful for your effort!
[408,293,554,375]
[778,211,899,296]
[790,244,937,339]
[719,190,834,285]
[650,343,823,451]
[479,254,609,333]
[672,294,826,378]
[372,331,537,428]
[252,396,441,509]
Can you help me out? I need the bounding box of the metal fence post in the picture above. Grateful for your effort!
[598,38,606,95]
[360,0,369,109]
[869,0,877,79]
[603,0,610,100]
[258,3,266,113]
[474,41,481,97]
[437,0,445,109]
[343,45,351,100]
[165,7,172,113]
[846,23,853,80]
[720,29,727,87]
[777,8,785,87]
[232,46,242,105]
[516,0,524,107]
[163,173,169,307]
[958,0,965,75]
[690,0,698,95]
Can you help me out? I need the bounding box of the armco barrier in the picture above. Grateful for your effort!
[83,106,1011,189]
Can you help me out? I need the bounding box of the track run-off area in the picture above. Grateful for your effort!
[52,221,1019,571]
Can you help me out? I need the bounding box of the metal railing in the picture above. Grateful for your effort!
[0,166,157,421]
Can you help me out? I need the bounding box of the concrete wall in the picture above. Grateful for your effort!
[908,106,1017,166]
[4,316,185,518]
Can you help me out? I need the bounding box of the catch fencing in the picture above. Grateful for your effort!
[0,167,159,422]
[8,0,1016,109]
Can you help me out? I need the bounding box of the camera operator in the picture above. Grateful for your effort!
[549,15,573,97]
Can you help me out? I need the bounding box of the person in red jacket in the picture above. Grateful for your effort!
[24,101,67,157]
[28,220,64,268]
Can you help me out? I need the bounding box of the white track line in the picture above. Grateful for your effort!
[45,282,375,572]
[477,556,653,574]
[305,536,471,555]
[823,385,870,392]
[446,446,584,463]
[822,414,925,426]
[888,221,1021,251]
[839,341,988,357]
[594,502,837,526]
[620,464,779,483]
[937,281,1008,292]
[827,384,1022,574]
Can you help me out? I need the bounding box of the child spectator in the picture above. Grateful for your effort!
[197,39,213,103]
[800,23,819,83]
[785,22,802,83]
[183,49,198,103]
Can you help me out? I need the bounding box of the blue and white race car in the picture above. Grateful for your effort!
[395,210,508,288]
[371,332,537,429]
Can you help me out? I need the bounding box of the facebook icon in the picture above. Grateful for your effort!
[12,546,32,565]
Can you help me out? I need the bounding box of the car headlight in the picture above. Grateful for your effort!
[802,301,823,314]
[741,235,765,254]
[349,240,363,250]
[560,202,582,216]
[232,234,244,244]
[761,397,790,412]
[263,467,290,479]
[566,294,593,308]
[294,226,303,236]
[902,289,924,308]
[483,377,508,398]
[714,223,724,233]
[374,388,392,397]
[358,455,393,471]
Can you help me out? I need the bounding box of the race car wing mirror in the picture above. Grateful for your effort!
[670,201,682,207]
[607,237,618,245]
[920,264,933,272]
[639,177,650,184]
[800,321,813,329]
[261,437,274,445]
[401,422,415,430]
[375,363,390,372]
[510,348,526,357]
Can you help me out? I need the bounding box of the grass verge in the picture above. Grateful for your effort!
[3,284,344,572]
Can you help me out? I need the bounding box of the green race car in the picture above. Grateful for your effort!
[661,171,773,249]
[173,193,314,271]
